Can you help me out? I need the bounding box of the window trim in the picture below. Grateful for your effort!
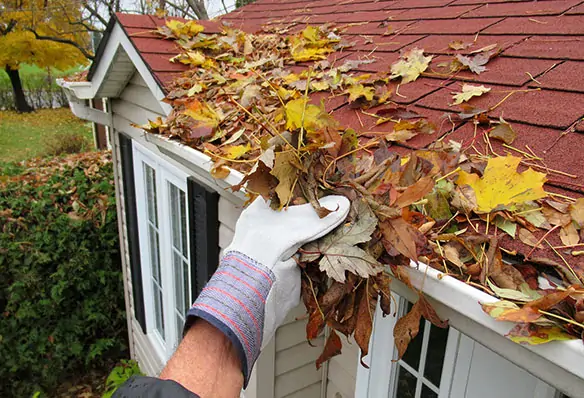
[132,142,191,362]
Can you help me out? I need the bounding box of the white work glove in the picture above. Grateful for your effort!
[186,195,350,387]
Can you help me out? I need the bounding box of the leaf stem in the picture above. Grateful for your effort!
[538,310,584,329]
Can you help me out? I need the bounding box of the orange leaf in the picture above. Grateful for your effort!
[316,329,343,369]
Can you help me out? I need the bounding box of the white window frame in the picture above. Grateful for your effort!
[133,142,191,362]
[356,294,560,398]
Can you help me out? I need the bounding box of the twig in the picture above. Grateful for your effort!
[539,310,584,329]
[545,239,583,285]
[322,141,380,188]
[524,225,560,260]
[436,167,462,182]
[489,88,539,112]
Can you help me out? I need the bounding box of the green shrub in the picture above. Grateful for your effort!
[43,130,93,157]
[102,360,143,398]
[0,151,127,397]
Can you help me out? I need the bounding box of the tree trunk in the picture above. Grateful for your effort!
[5,66,33,113]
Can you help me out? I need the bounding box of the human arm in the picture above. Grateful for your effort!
[114,195,350,397]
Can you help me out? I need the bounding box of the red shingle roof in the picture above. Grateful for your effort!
[114,0,584,201]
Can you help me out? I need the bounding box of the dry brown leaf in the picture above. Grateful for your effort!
[354,284,377,366]
[570,198,584,228]
[418,295,448,328]
[380,218,423,262]
[560,223,580,246]
[316,329,343,369]
[393,300,422,359]
[443,243,465,268]
[394,177,435,208]
[518,228,539,247]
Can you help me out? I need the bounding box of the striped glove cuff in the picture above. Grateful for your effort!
[185,251,274,387]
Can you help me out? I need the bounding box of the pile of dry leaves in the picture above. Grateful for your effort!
[140,20,584,366]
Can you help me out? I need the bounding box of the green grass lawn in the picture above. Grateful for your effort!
[0,108,94,162]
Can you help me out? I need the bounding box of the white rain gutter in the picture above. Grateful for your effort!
[393,261,584,397]
[56,79,111,127]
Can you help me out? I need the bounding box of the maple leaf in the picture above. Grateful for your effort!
[165,20,204,38]
[345,84,375,102]
[448,40,472,50]
[390,48,433,84]
[455,50,495,74]
[223,144,251,160]
[183,100,221,138]
[451,84,491,105]
[306,200,381,282]
[488,118,516,144]
[270,151,298,208]
[456,156,547,213]
[284,98,321,132]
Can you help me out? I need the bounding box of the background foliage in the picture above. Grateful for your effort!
[0,151,127,397]
[0,64,83,110]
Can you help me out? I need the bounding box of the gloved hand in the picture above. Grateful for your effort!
[185,195,350,387]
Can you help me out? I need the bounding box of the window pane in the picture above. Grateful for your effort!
[170,184,181,252]
[421,384,438,398]
[153,284,165,340]
[144,164,158,226]
[424,324,449,386]
[183,259,190,311]
[395,365,416,398]
[180,190,188,257]
[173,251,184,315]
[149,225,161,284]
[402,308,425,370]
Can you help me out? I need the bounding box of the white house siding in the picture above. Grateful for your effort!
[326,337,358,398]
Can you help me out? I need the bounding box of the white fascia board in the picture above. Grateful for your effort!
[58,22,172,116]
[394,261,584,396]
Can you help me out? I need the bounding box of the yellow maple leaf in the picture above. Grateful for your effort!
[345,84,375,102]
[456,156,547,213]
[224,144,252,160]
[451,84,491,105]
[183,100,221,138]
[284,98,323,132]
[390,48,433,84]
[166,20,204,37]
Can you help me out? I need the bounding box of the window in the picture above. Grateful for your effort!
[356,293,563,398]
[355,294,459,398]
[133,143,191,360]
[391,302,450,398]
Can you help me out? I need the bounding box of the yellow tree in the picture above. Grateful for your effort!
[0,1,90,112]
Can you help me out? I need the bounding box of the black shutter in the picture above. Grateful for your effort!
[118,133,147,334]
[187,178,220,299]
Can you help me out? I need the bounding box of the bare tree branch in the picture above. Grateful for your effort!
[26,28,95,60]
[82,1,109,27]
[185,0,209,20]
[166,0,197,19]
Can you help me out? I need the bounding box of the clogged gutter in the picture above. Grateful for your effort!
[136,20,584,366]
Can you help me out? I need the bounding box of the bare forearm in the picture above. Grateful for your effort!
[160,320,244,398]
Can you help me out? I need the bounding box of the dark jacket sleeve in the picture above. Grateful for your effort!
[112,376,200,398]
